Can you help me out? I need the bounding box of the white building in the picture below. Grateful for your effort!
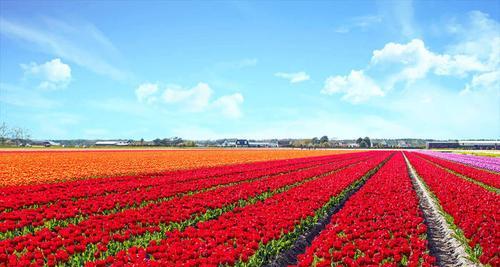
[95,141,130,146]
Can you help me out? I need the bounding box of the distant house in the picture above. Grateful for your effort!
[397,141,410,148]
[236,139,249,147]
[248,141,278,148]
[221,139,251,147]
[95,141,130,146]
[221,139,236,147]
[277,140,292,147]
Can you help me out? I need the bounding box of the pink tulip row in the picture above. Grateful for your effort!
[419,150,500,173]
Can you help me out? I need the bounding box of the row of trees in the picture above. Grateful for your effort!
[290,136,372,148]
[0,122,31,145]
[291,136,331,148]
[151,137,196,147]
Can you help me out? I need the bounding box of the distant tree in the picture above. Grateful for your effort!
[291,139,312,148]
[11,127,22,141]
[320,136,329,144]
[183,140,196,147]
[0,122,8,144]
[359,141,368,148]
[356,137,363,144]
[153,138,162,146]
[311,137,319,145]
[172,137,183,146]
[140,138,144,146]
[9,127,30,145]
[363,137,371,147]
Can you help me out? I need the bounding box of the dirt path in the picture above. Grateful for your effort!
[403,153,480,267]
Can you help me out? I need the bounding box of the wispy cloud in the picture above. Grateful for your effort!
[274,71,310,83]
[215,58,258,70]
[0,83,59,109]
[212,93,244,119]
[378,0,420,38]
[0,17,128,80]
[335,15,383,33]
[134,82,245,119]
[163,83,213,112]
[393,0,419,38]
[33,112,81,139]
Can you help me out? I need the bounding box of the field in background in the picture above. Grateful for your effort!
[433,149,500,158]
[0,149,357,187]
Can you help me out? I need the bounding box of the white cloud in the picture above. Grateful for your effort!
[212,93,244,118]
[325,27,497,103]
[371,39,487,86]
[21,58,71,90]
[462,70,500,95]
[275,71,310,83]
[444,11,500,93]
[135,83,159,104]
[0,17,127,80]
[163,83,213,112]
[447,11,500,64]
[322,70,384,103]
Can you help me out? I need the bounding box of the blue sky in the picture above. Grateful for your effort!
[0,1,499,140]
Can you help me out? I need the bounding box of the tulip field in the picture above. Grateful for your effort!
[0,149,498,266]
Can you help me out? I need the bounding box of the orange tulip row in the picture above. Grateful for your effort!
[0,149,354,187]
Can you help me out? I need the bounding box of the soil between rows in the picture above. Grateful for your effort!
[403,153,479,267]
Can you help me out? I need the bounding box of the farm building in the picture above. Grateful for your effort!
[30,140,61,147]
[426,140,499,149]
[248,141,278,148]
[95,141,130,146]
[221,139,249,147]
[220,139,277,148]
[459,141,499,149]
[426,141,460,149]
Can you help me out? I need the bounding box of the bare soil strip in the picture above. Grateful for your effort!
[403,153,480,267]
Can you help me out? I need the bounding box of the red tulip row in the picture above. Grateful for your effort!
[88,153,392,266]
[0,153,349,212]
[406,152,500,266]
[415,152,500,189]
[295,152,436,267]
[0,153,365,235]
[0,152,383,266]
